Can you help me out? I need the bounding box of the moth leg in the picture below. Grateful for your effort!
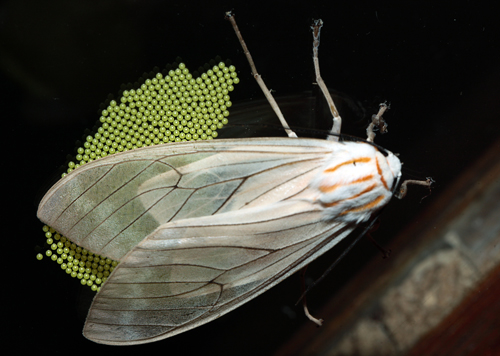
[366,102,390,142]
[366,232,392,259]
[311,19,342,141]
[396,177,435,199]
[300,265,324,326]
[225,11,297,138]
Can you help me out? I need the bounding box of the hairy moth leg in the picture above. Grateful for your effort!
[225,11,297,138]
[365,104,434,198]
[396,177,435,199]
[311,19,342,140]
[300,265,324,326]
[366,102,390,142]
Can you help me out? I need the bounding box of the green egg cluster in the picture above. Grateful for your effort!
[38,61,239,291]
[64,61,239,176]
[37,225,117,292]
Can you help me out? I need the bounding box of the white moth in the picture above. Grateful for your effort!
[37,14,420,345]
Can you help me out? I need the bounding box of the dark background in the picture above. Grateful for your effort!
[3,0,498,354]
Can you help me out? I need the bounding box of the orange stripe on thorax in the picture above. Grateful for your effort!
[321,182,378,207]
[323,157,371,174]
[375,156,389,190]
[319,174,375,193]
[340,194,385,215]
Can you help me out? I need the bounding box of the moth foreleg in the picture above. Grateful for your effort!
[225,11,297,138]
[366,102,390,142]
[396,177,435,200]
[311,19,342,141]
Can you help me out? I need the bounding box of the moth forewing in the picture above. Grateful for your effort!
[37,138,339,261]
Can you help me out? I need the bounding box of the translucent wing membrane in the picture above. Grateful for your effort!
[37,135,402,345]
[35,13,420,347]
[84,199,354,345]
[37,138,336,260]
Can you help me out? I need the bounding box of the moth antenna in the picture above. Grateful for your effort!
[396,177,435,200]
[366,102,390,142]
[225,11,297,138]
[311,19,342,141]
[300,265,324,326]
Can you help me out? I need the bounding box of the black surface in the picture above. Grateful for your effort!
[3,1,499,354]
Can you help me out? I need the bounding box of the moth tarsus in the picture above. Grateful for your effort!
[366,102,390,142]
[300,265,324,326]
[396,177,435,200]
[304,303,324,327]
[367,232,392,259]
[225,11,297,138]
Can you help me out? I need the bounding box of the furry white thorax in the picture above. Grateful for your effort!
[310,141,402,223]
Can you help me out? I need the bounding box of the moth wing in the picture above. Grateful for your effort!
[37,138,335,260]
[83,199,355,345]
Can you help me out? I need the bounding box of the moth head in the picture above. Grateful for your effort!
[383,150,402,183]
